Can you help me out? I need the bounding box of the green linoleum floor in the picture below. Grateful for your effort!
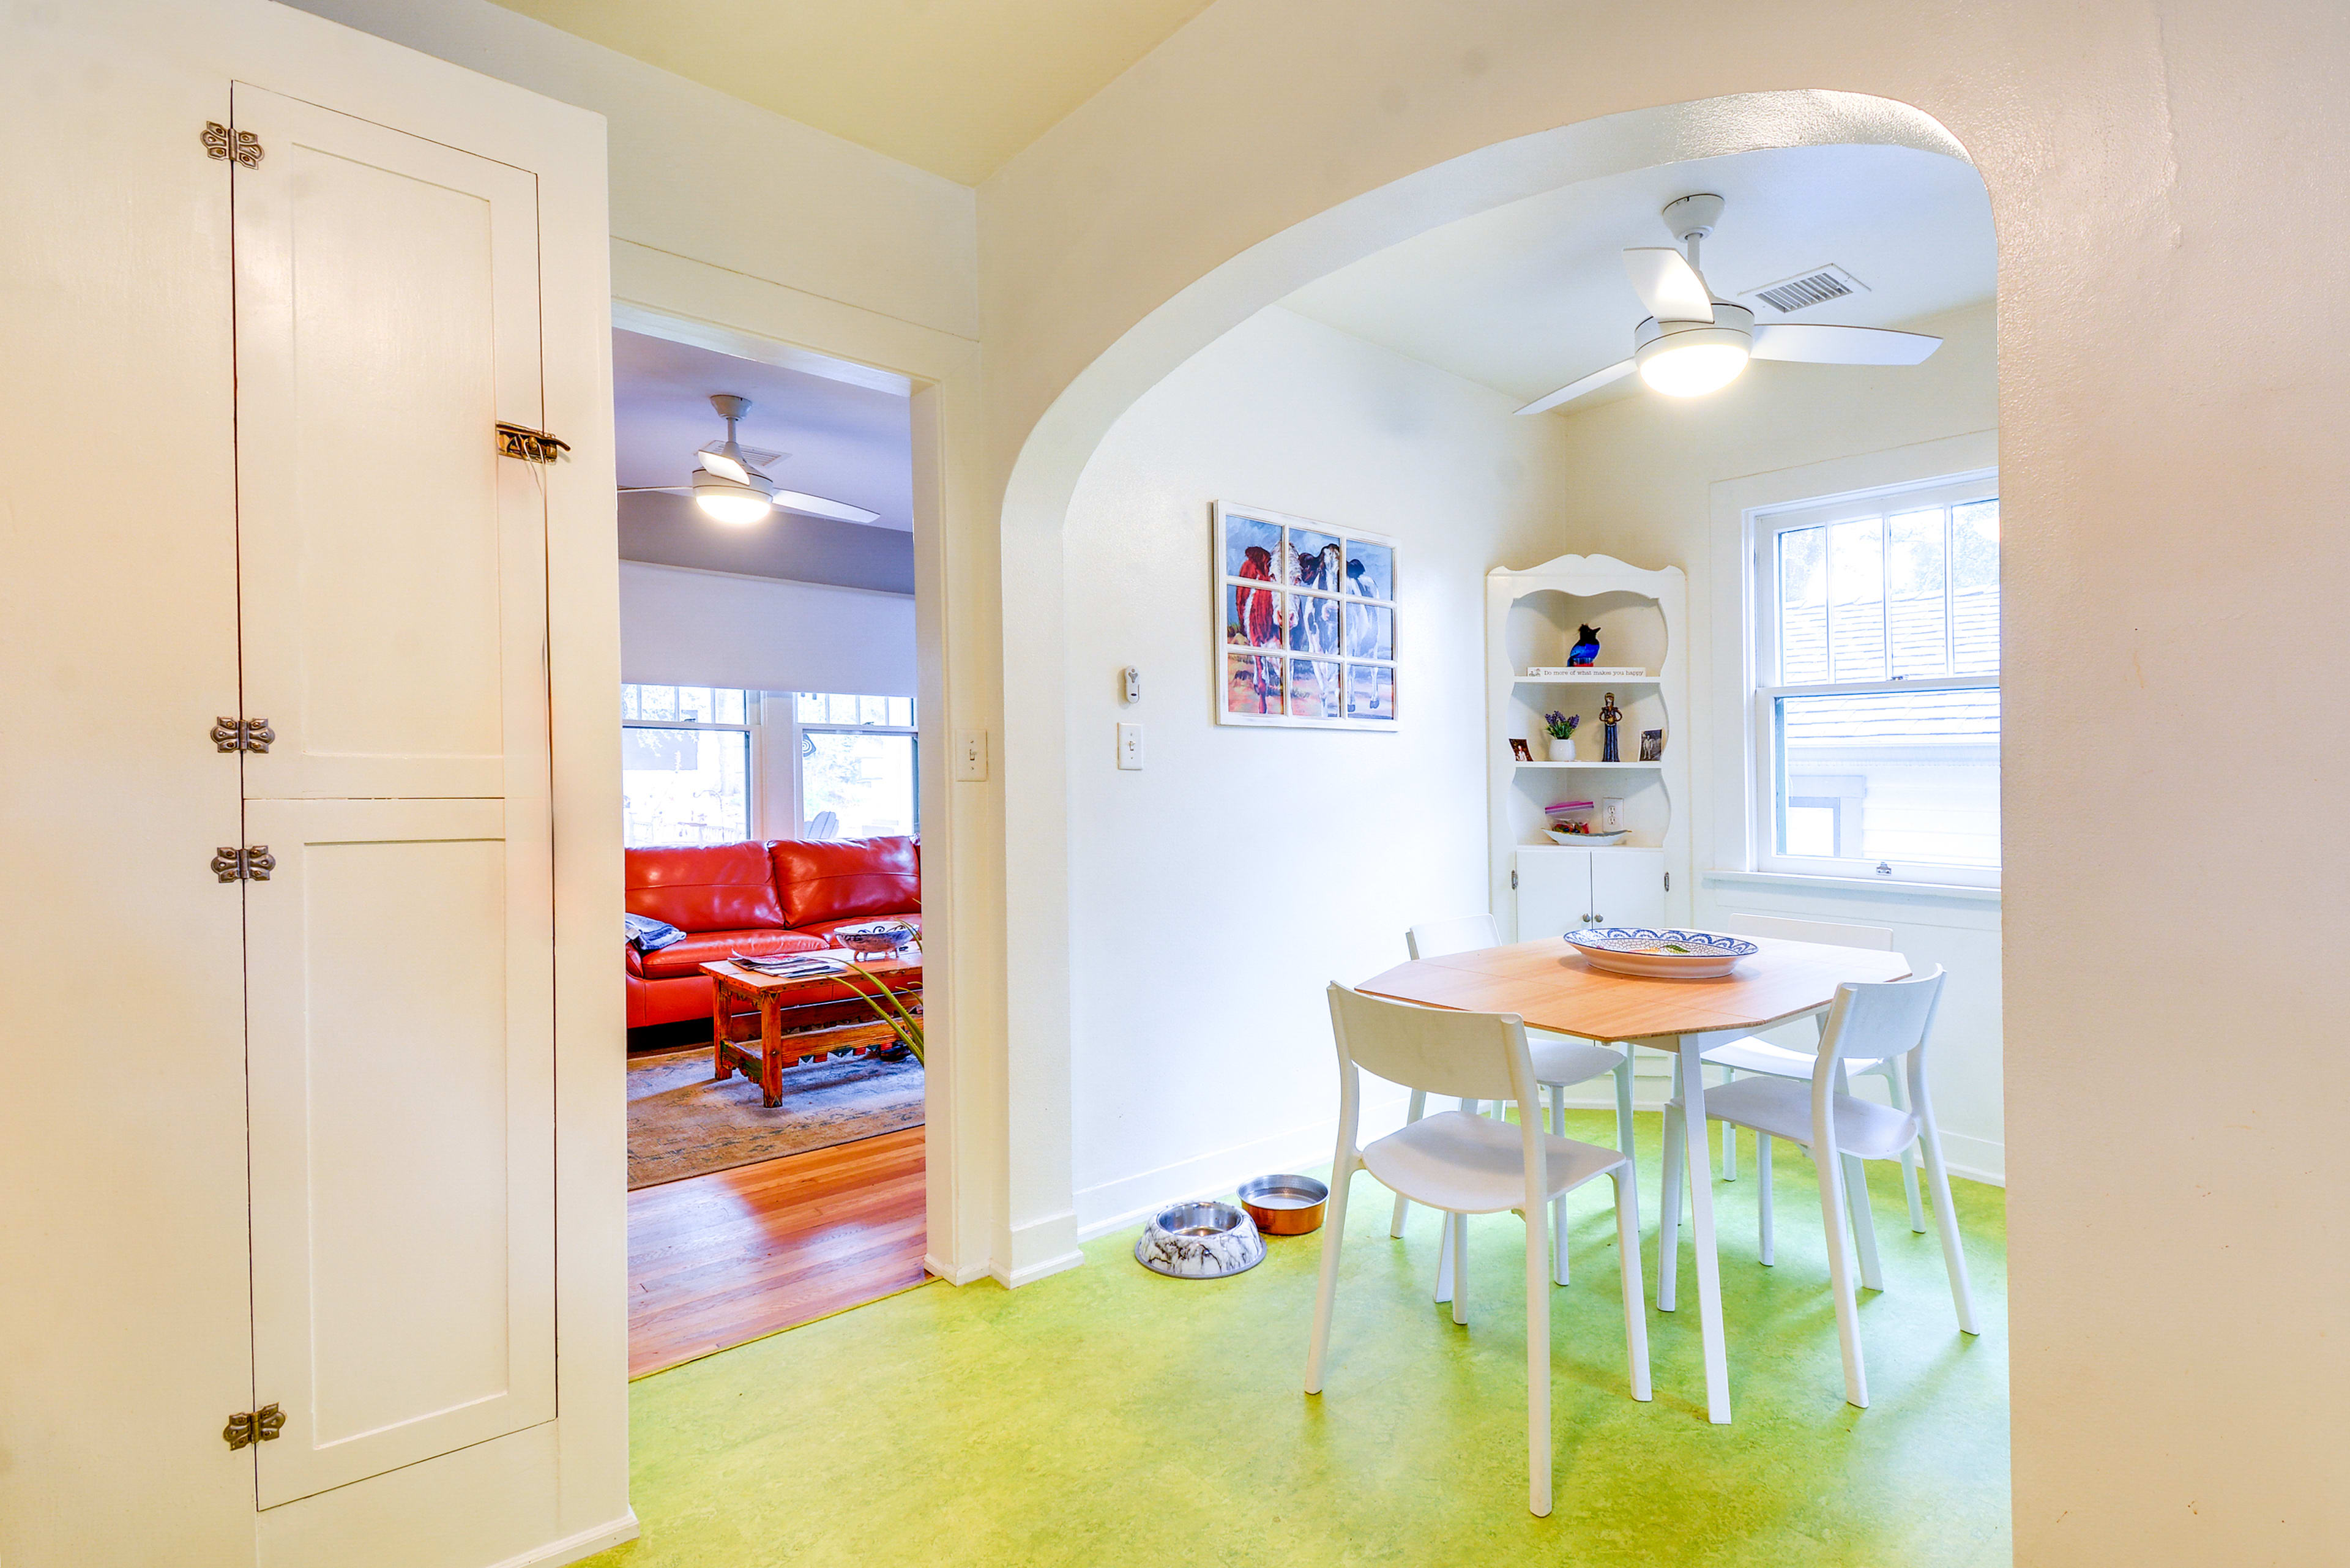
[591,1111,2007,1567]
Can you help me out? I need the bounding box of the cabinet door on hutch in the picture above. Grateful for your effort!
[1587,846,1666,929]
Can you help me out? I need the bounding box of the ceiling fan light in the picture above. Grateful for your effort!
[690,466,774,525]
[1638,340,1749,396]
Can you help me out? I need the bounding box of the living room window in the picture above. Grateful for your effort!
[621,685,755,846]
[1751,471,1999,886]
[791,693,917,838]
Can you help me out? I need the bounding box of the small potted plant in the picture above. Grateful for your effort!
[1542,711,1579,761]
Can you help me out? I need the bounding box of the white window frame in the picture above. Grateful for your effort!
[619,685,759,846]
[1748,468,1999,889]
[785,693,919,838]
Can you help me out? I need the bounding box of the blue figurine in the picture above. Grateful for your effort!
[1569,624,1602,666]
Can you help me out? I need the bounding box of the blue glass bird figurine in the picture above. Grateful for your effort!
[1569,624,1602,666]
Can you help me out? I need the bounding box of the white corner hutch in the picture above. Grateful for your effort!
[1487,554,1690,941]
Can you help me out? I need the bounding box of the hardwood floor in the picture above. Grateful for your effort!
[628,1127,927,1379]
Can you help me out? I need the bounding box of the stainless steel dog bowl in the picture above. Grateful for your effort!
[1236,1173,1329,1236]
[1133,1200,1265,1279]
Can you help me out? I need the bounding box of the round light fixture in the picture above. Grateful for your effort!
[691,466,774,525]
[1631,303,1755,398]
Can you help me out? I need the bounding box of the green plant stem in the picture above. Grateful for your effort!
[837,958,925,1064]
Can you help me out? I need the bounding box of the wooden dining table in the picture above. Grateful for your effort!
[1356,932,1910,1424]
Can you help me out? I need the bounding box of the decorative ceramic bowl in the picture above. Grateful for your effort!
[832,919,917,958]
[1545,828,1630,847]
[1236,1173,1329,1236]
[1135,1200,1265,1279]
[1564,926,1759,979]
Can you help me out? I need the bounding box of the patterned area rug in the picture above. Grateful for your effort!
[627,1045,924,1190]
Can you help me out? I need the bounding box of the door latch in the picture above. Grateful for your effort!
[223,1403,285,1450]
[494,423,570,463]
[212,846,277,883]
[210,717,274,753]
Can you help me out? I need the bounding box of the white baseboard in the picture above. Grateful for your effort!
[924,1251,993,1286]
[486,1512,640,1568]
[1073,1092,1411,1243]
[992,1209,1084,1288]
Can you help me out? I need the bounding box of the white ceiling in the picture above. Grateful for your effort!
[1280,143,1995,410]
[613,328,913,532]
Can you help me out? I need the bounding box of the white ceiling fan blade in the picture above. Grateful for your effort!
[1623,248,1714,324]
[1750,324,1941,365]
[1515,359,1638,416]
[772,488,882,525]
[616,485,690,494]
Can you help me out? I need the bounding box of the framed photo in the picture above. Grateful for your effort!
[1639,728,1665,761]
[1215,501,1397,731]
[1509,738,1533,761]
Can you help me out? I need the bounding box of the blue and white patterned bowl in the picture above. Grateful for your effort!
[1564,927,1759,979]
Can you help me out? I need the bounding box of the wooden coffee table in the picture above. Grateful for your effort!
[701,954,923,1108]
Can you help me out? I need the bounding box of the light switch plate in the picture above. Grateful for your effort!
[1600,796,1624,831]
[1116,722,1144,770]
[956,728,989,782]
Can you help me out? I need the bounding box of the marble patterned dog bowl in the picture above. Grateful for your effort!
[1564,926,1759,979]
[1135,1200,1266,1279]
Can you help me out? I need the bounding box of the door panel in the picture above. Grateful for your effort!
[1514,848,1591,939]
[243,797,554,1507]
[230,82,548,801]
[1588,847,1666,929]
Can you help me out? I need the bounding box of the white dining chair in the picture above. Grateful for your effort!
[1307,982,1649,1517]
[1658,966,1977,1408]
[1701,915,1927,1238]
[1395,915,1637,1293]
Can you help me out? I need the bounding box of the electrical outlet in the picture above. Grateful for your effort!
[1116,722,1144,770]
[1121,665,1141,704]
[955,728,989,782]
[1600,796,1624,832]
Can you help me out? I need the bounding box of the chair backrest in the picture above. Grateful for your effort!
[1817,966,1946,1062]
[1326,982,1533,1105]
[807,810,840,839]
[1404,913,1502,960]
[1717,913,1895,951]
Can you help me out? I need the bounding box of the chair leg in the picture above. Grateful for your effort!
[1524,1191,1551,1517]
[1434,1210,1455,1305]
[1843,1152,1885,1292]
[1450,1209,1469,1327]
[1304,1159,1354,1394]
[1757,1133,1775,1266]
[1657,1102,1684,1312]
[1884,1068,1927,1233]
[1919,1114,1980,1335]
[1549,1085,1570,1287]
[1814,1145,1870,1408]
[1612,1164,1652,1402]
[1389,1088,1425,1238]
[1720,1066,1737,1179]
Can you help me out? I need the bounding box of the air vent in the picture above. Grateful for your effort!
[1744,264,1869,315]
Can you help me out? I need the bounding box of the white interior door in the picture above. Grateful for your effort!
[1588,846,1666,928]
[1515,847,1592,938]
[242,797,554,1507]
[229,81,549,801]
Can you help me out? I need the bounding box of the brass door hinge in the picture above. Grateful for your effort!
[210,716,274,753]
[201,122,263,168]
[211,845,277,883]
[223,1403,285,1450]
[494,423,570,463]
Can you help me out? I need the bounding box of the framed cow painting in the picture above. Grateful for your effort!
[1214,501,1397,731]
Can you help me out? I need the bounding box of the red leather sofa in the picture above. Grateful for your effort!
[625,835,920,1029]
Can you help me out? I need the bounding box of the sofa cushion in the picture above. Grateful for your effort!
[770,835,920,928]
[627,842,786,933]
[638,926,826,980]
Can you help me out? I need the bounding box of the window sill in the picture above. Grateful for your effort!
[1703,868,2002,906]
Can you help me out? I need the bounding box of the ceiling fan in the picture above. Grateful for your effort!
[1515,193,1941,416]
[618,394,881,526]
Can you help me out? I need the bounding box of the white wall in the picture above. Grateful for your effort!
[1546,298,2004,1178]
[619,561,916,698]
[1061,307,1565,1234]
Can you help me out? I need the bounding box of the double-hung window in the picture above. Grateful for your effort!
[620,684,755,846]
[792,693,917,838]
[1751,471,1999,886]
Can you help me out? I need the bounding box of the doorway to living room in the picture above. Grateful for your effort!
[610,325,930,1376]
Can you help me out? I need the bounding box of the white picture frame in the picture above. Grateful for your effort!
[1212,500,1397,731]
